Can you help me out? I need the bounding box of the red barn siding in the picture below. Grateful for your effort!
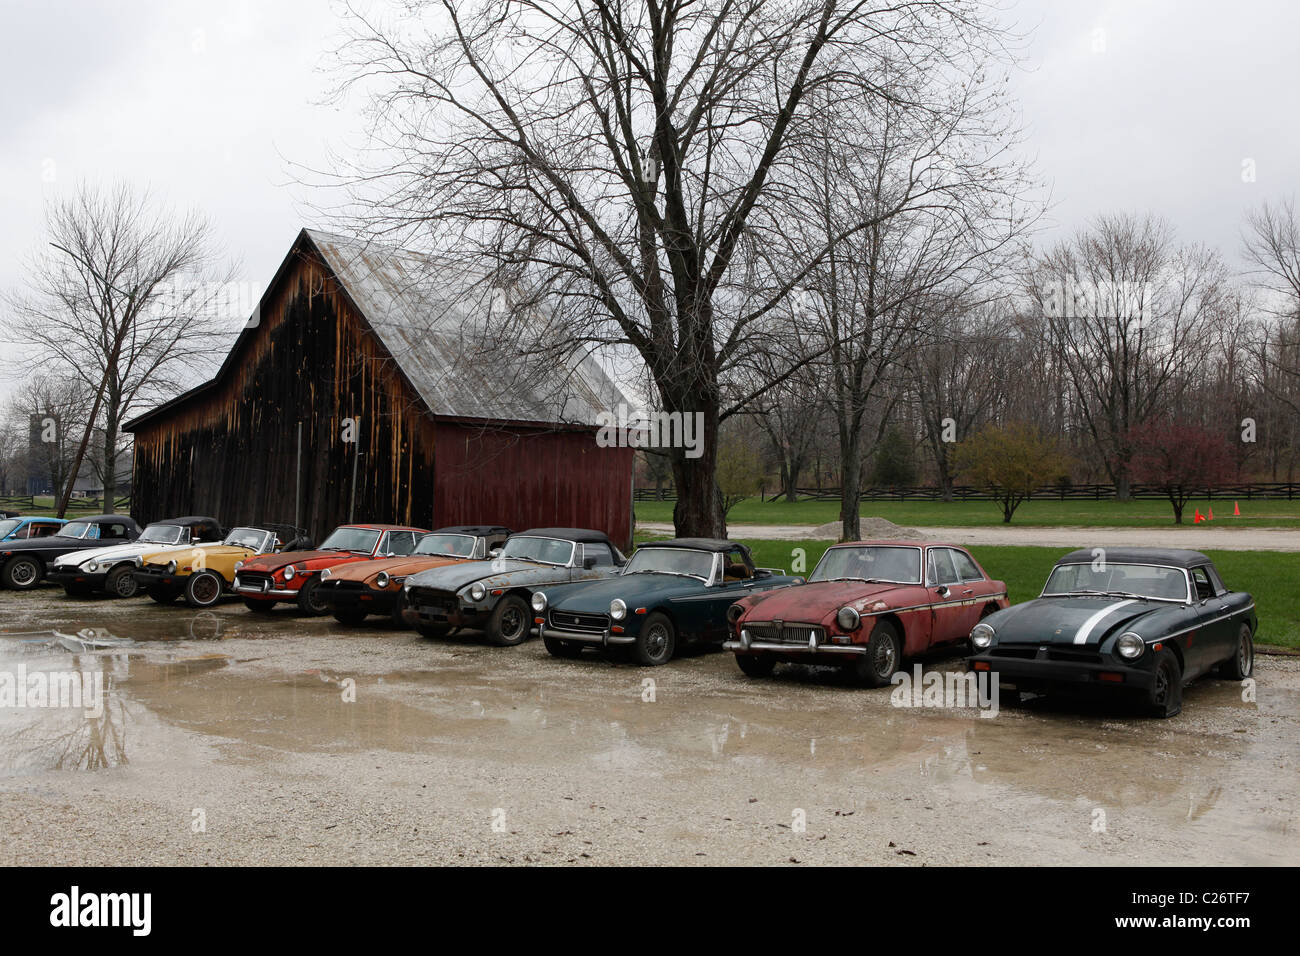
[433,421,632,549]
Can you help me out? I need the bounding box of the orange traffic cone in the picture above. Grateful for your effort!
[1193,508,1205,524]
[1208,506,1214,521]
[1234,501,1241,516]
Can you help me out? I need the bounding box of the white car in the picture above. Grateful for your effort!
[48,516,224,599]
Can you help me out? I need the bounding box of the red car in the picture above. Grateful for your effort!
[233,524,428,615]
[724,541,1008,685]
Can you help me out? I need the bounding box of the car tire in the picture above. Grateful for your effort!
[486,594,532,646]
[1217,624,1254,680]
[416,619,451,639]
[332,607,369,626]
[735,654,776,678]
[543,636,585,658]
[295,577,328,616]
[149,584,179,604]
[632,612,676,666]
[849,619,903,687]
[105,564,139,599]
[242,597,276,613]
[2,556,43,591]
[389,593,409,628]
[1147,648,1183,718]
[185,570,224,608]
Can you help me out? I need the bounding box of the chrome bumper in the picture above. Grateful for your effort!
[541,626,634,646]
[233,578,297,598]
[724,629,867,656]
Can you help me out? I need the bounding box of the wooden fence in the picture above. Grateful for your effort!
[0,495,132,514]
[634,483,1300,503]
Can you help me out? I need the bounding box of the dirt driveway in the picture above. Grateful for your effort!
[0,588,1296,865]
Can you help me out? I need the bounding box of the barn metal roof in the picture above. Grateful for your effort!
[126,229,630,431]
[307,230,627,426]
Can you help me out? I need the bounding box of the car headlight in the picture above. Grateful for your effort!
[469,582,486,602]
[320,567,333,582]
[610,598,627,621]
[375,571,390,589]
[167,560,178,574]
[234,560,244,571]
[85,561,99,573]
[727,603,744,624]
[836,606,861,631]
[133,556,143,567]
[970,622,995,649]
[1116,631,1144,660]
[284,565,296,580]
[532,592,547,612]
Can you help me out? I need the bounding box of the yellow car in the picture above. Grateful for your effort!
[131,525,308,608]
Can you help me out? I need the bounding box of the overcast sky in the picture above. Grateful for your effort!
[1,0,1297,397]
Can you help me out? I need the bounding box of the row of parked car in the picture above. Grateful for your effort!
[0,512,1258,717]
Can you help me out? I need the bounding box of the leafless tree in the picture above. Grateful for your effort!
[1026,213,1228,499]
[3,374,93,502]
[1243,196,1300,321]
[321,0,1030,536]
[3,183,234,514]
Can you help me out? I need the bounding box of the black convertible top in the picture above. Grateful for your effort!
[68,514,141,529]
[640,537,743,554]
[433,525,513,538]
[517,527,612,544]
[1056,548,1211,569]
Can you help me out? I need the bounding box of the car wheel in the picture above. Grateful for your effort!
[1218,624,1254,680]
[632,612,676,666]
[2,556,43,591]
[185,570,224,608]
[486,594,532,646]
[735,654,776,678]
[105,564,139,599]
[295,577,328,615]
[1147,648,1183,718]
[389,592,409,628]
[149,584,179,604]
[332,607,369,626]
[543,636,585,658]
[242,597,276,613]
[416,619,451,639]
[849,620,902,687]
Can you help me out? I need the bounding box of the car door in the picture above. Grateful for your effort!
[573,541,616,582]
[1189,564,1235,677]
[924,547,964,647]
[946,548,992,637]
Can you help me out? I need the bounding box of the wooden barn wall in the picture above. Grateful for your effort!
[130,251,439,542]
[432,422,633,550]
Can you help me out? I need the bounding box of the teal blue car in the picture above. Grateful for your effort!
[532,538,801,665]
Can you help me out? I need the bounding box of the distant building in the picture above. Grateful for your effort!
[124,229,634,547]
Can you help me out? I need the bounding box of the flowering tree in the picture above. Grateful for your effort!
[1128,420,1236,524]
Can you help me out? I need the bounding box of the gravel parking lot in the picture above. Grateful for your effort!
[1,588,1296,866]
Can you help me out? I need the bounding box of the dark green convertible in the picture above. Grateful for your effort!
[532,538,801,665]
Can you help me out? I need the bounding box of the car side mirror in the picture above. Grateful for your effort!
[584,557,597,570]
[489,548,502,559]
[935,584,950,598]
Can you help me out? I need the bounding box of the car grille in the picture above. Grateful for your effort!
[238,572,275,592]
[329,580,365,593]
[988,645,1102,663]
[549,611,609,634]
[746,622,826,645]
[410,589,459,614]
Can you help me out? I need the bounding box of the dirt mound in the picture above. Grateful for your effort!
[811,518,925,541]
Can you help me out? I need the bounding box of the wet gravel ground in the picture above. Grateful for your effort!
[0,587,1296,866]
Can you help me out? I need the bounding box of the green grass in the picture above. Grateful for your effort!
[636,496,1300,528]
[634,534,1300,650]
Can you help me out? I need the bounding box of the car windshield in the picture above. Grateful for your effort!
[1042,563,1190,602]
[416,533,477,557]
[225,527,271,550]
[500,536,575,566]
[810,546,922,584]
[623,547,715,580]
[140,524,185,545]
[0,519,20,538]
[59,522,98,540]
[319,527,381,553]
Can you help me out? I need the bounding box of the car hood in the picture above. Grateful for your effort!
[54,540,197,569]
[986,596,1167,647]
[544,572,700,612]
[406,558,562,591]
[241,549,368,573]
[738,579,914,624]
[1,534,101,554]
[142,543,254,567]
[329,554,469,583]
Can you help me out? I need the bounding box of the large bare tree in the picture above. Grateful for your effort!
[4,183,233,514]
[325,0,1027,536]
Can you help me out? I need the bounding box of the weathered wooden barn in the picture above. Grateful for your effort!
[125,229,634,547]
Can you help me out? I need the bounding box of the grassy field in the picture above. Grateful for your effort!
[635,496,1300,528]
[635,534,1300,649]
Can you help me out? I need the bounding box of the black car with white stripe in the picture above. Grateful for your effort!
[967,548,1256,717]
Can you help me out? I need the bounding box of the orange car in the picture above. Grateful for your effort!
[318,525,512,626]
